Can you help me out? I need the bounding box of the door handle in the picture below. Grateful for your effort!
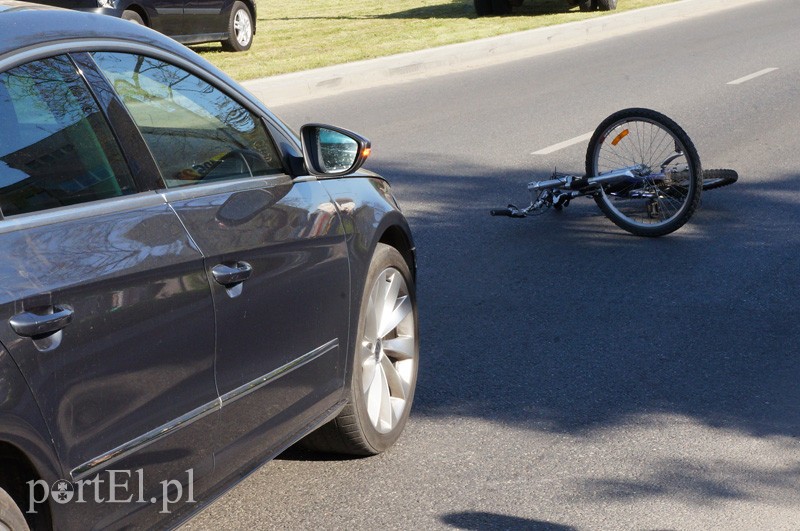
[10,306,74,338]
[211,262,253,286]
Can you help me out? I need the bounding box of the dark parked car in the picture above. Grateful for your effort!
[0,2,418,529]
[29,0,256,51]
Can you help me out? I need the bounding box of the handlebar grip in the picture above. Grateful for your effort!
[490,208,514,216]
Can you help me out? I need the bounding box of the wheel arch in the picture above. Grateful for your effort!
[0,346,62,527]
[378,224,416,282]
[241,0,257,35]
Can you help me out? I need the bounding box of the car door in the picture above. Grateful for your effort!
[183,0,225,36]
[0,53,217,526]
[137,0,186,35]
[90,51,351,474]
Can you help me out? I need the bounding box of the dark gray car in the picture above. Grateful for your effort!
[0,2,418,529]
[28,0,257,51]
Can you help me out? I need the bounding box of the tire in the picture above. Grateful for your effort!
[598,0,617,10]
[474,0,493,16]
[121,10,144,25]
[491,0,512,15]
[702,169,738,191]
[0,487,28,531]
[302,243,418,455]
[221,1,254,52]
[578,0,596,11]
[586,108,702,237]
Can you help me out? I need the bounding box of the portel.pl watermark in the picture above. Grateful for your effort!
[27,469,195,515]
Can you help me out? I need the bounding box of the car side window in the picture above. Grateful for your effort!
[0,55,136,217]
[91,52,283,188]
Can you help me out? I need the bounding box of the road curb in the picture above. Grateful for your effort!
[242,0,768,106]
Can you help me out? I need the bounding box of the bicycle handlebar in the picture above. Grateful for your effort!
[490,207,526,218]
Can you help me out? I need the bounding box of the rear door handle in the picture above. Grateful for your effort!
[10,306,74,337]
[211,262,253,286]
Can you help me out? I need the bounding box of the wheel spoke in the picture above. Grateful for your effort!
[364,286,380,342]
[381,354,408,400]
[380,271,402,324]
[361,354,377,395]
[365,361,385,424]
[378,295,412,339]
[382,335,415,361]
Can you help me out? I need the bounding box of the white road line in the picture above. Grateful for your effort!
[727,67,779,85]
[532,132,593,155]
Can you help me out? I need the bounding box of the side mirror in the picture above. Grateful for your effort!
[299,124,371,176]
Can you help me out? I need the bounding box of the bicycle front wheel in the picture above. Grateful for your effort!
[586,108,702,237]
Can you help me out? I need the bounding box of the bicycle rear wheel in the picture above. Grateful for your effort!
[586,108,702,237]
[702,168,738,191]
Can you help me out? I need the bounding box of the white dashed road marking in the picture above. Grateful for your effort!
[531,132,593,156]
[727,67,779,85]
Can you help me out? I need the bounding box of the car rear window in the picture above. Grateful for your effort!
[0,55,136,217]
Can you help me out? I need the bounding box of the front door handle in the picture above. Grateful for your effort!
[10,306,74,338]
[211,262,253,286]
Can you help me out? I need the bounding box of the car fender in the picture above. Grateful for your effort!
[320,175,416,394]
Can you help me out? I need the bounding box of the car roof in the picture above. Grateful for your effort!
[0,0,196,60]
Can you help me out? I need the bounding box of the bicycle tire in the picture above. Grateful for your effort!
[586,108,702,237]
[702,168,738,191]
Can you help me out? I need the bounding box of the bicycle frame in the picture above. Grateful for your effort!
[494,164,651,217]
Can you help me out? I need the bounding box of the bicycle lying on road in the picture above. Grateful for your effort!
[491,108,738,237]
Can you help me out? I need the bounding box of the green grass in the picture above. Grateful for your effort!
[196,0,678,81]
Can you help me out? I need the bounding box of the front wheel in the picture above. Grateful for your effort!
[0,487,29,531]
[598,0,617,9]
[302,243,418,455]
[221,1,254,52]
[586,108,702,237]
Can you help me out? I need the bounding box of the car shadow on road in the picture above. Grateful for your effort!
[442,511,577,530]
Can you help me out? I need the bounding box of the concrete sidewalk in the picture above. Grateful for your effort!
[242,0,767,107]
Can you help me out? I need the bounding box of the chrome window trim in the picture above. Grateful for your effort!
[158,175,293,202]
[0,192,165,235]
[69,339,338,482]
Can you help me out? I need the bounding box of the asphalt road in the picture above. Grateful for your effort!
[184,0,800,528]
